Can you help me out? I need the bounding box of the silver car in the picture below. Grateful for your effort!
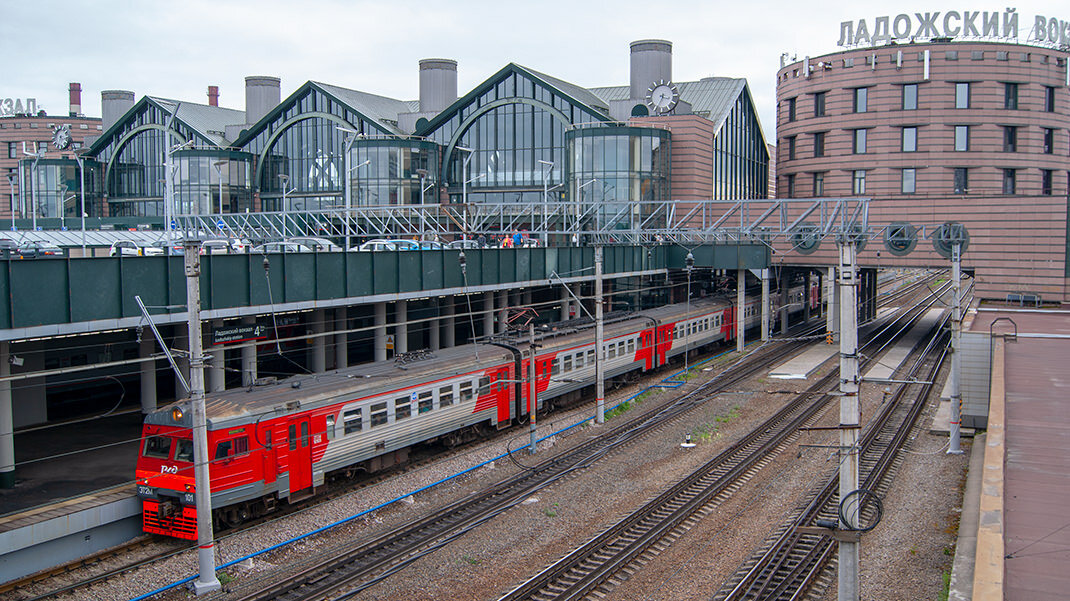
[287,236,342,252]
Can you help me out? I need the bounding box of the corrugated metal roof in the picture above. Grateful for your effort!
[150,98,246,147]
[313,82,415,135]
[518,65,610,114]
[589,77,747,128]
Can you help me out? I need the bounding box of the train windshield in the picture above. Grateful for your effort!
[143,436,172,459]
[174,439,194,463]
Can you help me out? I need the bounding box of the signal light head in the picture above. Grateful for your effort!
[171,407,184,422]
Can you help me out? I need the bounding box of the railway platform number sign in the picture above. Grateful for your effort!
[213,324,267,345]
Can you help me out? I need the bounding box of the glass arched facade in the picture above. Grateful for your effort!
[171,150,253,216]
[566,125,671,231]
[18,158,103,220]
[351,139,441,206]
[712,92,768,200]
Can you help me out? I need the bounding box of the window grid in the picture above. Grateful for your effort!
[903,84,918,110]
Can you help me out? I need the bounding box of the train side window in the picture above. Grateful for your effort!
[300,422,309,448]
[395,397,411,420]
[143,436,172,459]
[371,402,388,427]
[478,377,490,395]
[418,390,433,414]
[214,436,249,460]
[551,358,560,376]
[586,350,595,364]
[459,381,473,401]
[618,341,625,356]
[627,339,635,353]
[439,385,454,407]
[608,344,616,359]
[264,429,272,448]
[575,353,584,369]
[343,409,363,434]
[563,355,573,372]
[325,415,335,440]
[289,425,297,450]
[175,439,194,463]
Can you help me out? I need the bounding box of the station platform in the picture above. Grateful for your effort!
[0,410,143,584]
[768,307,899,380]
[949,308,1070,601]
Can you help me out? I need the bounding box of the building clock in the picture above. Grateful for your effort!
[51,124,72,150]
[645,80,679,114]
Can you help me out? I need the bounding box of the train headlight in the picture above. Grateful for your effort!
[171,407,184,422]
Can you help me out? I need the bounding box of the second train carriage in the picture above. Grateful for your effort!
[136,287,813,539]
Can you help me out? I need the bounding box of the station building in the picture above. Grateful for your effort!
[775,29,1070,301]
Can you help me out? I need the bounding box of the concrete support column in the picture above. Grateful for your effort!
[374,302,387,362]
[497,291,509,334]
[335,308,348,369]
[429,303,441,351]
[395,300,408,354]
[761,269,770,342]
[483,292,495,337]
[560,286,571,321]
[804,271,812,322]
[310,309,326,373]
[0,342,13,488]
[240,316,257,387]
[522,289,533,308]
[827,266,840,339]
[140,332,158,413]
[174,331,189,401]
[736,269,746,353]
[207,320,226,393]
[779,269,790,336]
[442,298,456,348]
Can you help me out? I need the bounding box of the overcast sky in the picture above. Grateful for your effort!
[2,1,1066,140]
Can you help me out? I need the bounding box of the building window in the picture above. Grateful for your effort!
[853,129,867,154]
[1045,86,1056,112]
[852,170,866,194]
[813,172,825,196]
[813,132,825,157]
[1043,128,1054,154]
[785,173,796,197]
[903,84,918,110]
[1042,169,1053,195]
[902,127,917,152]
[955,82,970,108]
[814,91,826,117]
[1002,169,1016,194]
[953,168,969,194]
[954,126,969,151]
[36,141,47,153]
[1003,126,1017,152]
[853,87,868,113]
[6,142,15,159]
[787,135,796,160]
[901,168,916,194]
[786,97,797,122]
[1004,83,1019,109]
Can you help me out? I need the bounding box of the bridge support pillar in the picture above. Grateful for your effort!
[0,342,13,488]
[310,310,326,373]
[140,331,158,413]
[761,269,770,342]
[429,303,441,351]
[396,301,408,355]
[483,292,495,337]
[335,308,348,369]
[779,268,790,336]
[497,291,509,334]
[560,286,571,321]
[442,297,455,348]
[736,268,745,353]
[522,289,533,309]
[207,320,226,392]
[804,271,812,322]
[374,302,387,362]
[827,267,840,341]
[240,316,257,387]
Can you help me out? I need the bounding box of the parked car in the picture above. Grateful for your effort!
[252,241,310,253]
[287,236,342,252]
[351,239,420,252]
[0,238,20,256]
[418,240,445,250]
[16,241,63,258]
[109,240,164,257]
[446,239,482,250]
[200,238,249,255]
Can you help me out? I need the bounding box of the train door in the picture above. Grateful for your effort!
[495,366,513,425]
[287,416,313,497]
[722,306,736,340]
[640,330,655,369]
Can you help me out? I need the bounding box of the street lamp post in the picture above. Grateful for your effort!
[212,160,227,216]
[538,159,553,244]
[456,146,475,242]
[75,154,87,255]
[685,251,694,372]
[22,144,45,232]
[574,178,597,245]
[58,184,68,231]
[337,127,366,250]
[5,174,15,233]
[278,173,290,238]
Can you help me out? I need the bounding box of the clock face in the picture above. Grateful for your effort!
[52,125,72,150]
[645,81,679,114]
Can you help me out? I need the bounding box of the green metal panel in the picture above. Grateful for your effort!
[479,250,498,287]
[11,259,70,328]
[372,253,399,295]
[204,255,252,310]
[346,253,374,297]
[420,251,445,291]
[120,257,170,318]
[282,254,317,302]
[443,251,465,289]
[249,254,283,306]
[497,248,516,283]
[166,257,187,315]
[315,253,345,300]
[70,259,122,322]
[668,244,769,270]
[397,253,422,293]
[0,264,10,329]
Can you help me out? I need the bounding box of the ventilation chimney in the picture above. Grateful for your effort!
[419,59,458,114]
[630,39,673,101]
[207,85,219,107]
[101,90,135,131]
[69,83,82,117]
[245,76,280,125]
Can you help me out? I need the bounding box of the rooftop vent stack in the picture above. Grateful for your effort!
[630,39,673,101]
[245,76,281,125]
[69,83,82,117]
[101,90,135,131]
[419,59,458,114]
[207,85,219,107]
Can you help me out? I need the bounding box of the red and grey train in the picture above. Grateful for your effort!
[135,285,816,539]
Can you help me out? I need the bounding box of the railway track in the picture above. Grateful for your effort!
[714,287,968,601]
[494,279,951,601]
